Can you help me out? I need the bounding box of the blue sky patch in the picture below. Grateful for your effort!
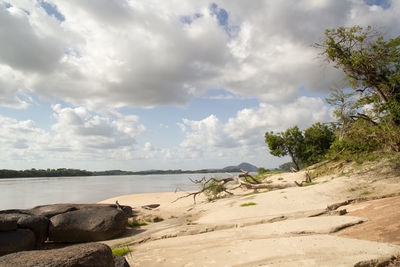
[2,1,11,8]
[209,3,228,26]
[39,0,65,21]
[180,13,202,24]
[209,3,239,38]
[364,0,391,8]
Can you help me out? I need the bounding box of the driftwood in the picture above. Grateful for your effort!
[174,170,312,204]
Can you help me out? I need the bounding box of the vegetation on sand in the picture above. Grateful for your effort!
[111,247,131,257]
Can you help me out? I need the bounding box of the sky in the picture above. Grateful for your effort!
[0,0,399,171]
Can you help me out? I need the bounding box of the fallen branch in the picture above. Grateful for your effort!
[174,170,311,204]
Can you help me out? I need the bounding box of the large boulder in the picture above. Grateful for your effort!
[0,216,18,232]
[0,228,35,256]
[49,206,127,242]
[17,215,49,246]
[113,255,130,267]
[0,243,116,267]
[27,204,77,218]
[0,212,49,247]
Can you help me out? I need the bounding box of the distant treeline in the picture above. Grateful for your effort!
[0,167,249,179]
[0,168,93,179]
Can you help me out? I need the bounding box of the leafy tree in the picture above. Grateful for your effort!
[317,26,400,125]
[265,126,305,171]
[278,162,297,172]
[303,123,336,165]
[265,124,336,170]
[325,88,356,139]
[257,167,269,174]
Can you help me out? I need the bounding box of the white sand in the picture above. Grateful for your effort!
[99,169,400,266]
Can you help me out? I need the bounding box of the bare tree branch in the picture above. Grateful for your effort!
[174,170,314,204]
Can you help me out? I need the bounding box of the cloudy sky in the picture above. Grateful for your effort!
[0,0,399,171]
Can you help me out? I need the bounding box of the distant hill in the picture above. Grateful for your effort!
[223,162,258,172]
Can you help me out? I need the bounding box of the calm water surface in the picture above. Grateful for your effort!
[0,173,230,210]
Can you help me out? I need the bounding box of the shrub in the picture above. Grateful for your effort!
[128,221,147,227]
[112,247,131,256]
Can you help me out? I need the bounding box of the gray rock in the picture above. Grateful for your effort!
[17,215,49,246]
[0,209,32,215]
[0,216,18,232]
[113,255,130,267]
[0,228,35,256]
[120,205,133,217]
[49,206,127,242]
[0,242,115,267]
[28,204,77,218]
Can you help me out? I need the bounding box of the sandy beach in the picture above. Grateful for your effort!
[99,165,400,266]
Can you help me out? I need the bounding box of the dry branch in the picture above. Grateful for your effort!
[174,170,312,204]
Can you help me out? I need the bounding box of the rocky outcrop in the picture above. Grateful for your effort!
[28,204,78,218]
[0,228,35,256]
[17,215,49,245]
[49,206,127,242]
[114,255,131,267]
[0,203,131,256]
[0,216,18,232]
[0,243,118,267]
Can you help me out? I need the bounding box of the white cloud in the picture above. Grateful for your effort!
[1,0,399,108]
[51,105,145,150]
[1,0,399,170]
[0,106,146,167]
[179,96,332,154]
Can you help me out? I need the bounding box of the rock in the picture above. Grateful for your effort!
[0,209,31,215]
[0,216,18,232]
[17,215,49,246]
[49,206,127,242]
[113,255,131,267]
[27,204,77,218]
[0,229,35,256]
[141,204,160,210]
[0,243,115,267]
[120,205,133,217]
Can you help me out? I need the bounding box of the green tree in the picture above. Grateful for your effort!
[317,26,400,125]
[265,124,336,170]
[303,123,336,165]
[265,126,305,171]
[325,88,356,139]
[257,167,269,174]
[278,162,297,172]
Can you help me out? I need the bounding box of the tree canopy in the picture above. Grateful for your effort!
[265,26,399,170]
[317,26,400,125]
[265,123,335,171]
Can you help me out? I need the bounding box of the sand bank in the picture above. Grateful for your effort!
[99,169,400,266]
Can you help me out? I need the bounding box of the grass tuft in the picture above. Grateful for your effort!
[112,247,131,256]
[302,182,317,187]
[240,202,257,207]
[128,221,147,227]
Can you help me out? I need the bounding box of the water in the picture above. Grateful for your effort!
[0,173,232,210]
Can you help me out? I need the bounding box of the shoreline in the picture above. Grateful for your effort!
[98,167,400,266]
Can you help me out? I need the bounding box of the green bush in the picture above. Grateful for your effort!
[257,167,269,174]
[128,221,147,227]
[112,247,131,256]
[204,180,225,201]
[328,120,400,162]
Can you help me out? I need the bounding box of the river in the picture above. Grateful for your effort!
[0,173,231,210]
